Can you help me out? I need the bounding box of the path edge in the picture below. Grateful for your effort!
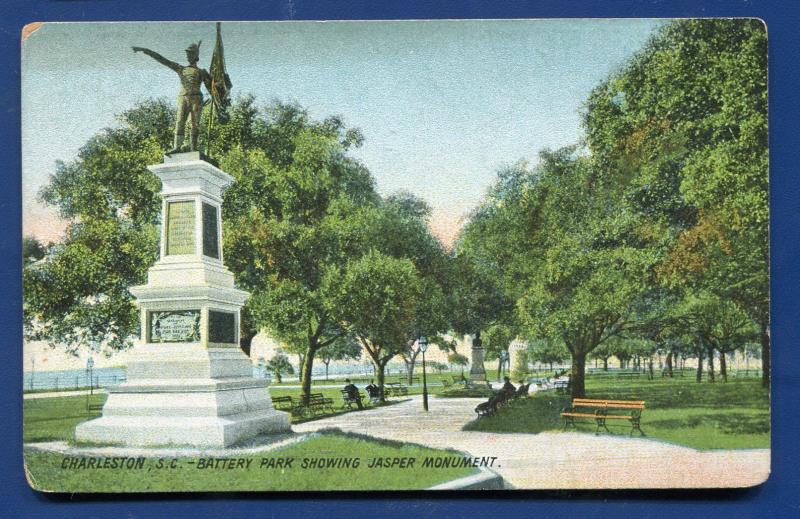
[427,466,505,490]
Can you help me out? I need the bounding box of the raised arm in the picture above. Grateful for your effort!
[132,47,181,72]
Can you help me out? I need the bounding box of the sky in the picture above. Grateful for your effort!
[22,19,660,247]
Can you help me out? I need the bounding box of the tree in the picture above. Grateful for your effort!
[319,336,361,380]
[528,339,569,372]
[265,351,294,383]
[324,250,422,401]
[482,324,516,380]
[583,19,768,386]
[23,236,46,264]
[24,100,168,355]
[448,352,469,376]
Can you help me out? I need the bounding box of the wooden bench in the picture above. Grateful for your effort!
[308,393,335,415]
[272,395,308,417]
[398,376,420,385]
[385,382,408,398]
[340,389,366,410]
[561,398,645,436]
[553,379,571,394]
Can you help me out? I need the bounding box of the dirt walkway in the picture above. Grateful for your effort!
[294,396,770,489]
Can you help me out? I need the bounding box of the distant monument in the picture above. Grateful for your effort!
[76,25,290,447]
[467,333,487,382]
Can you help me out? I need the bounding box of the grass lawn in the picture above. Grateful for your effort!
[24,393,107,443]
[24,430,478,492]
[463,376,769,450]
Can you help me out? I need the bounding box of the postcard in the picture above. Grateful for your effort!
[22,19,769,492]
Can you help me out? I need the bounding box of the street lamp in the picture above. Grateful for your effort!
[418,336,429,412]
[85,356,95,412]
[86,357,95,394]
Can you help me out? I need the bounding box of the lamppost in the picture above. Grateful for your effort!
[86,357,95,395]
[85,356,95,412]
[418,336,429,412]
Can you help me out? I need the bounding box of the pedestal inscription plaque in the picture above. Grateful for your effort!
[166,200,195,255]
[202,202,220,259]
[209,310,236,343]
[149,310,201,343]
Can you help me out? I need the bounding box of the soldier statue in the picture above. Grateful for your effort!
[132,41,231,154]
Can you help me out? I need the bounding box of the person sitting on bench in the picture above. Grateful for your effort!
[501,376,516,395]
[343,379,363,410]
[514,380,528,397]
[365,379,380,402]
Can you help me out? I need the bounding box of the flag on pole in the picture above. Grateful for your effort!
[209,22,231,122]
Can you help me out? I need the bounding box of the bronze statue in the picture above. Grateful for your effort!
[133,39,231,154]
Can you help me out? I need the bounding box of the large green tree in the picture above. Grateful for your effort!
[583,19,769,386]
[323,250,423,401]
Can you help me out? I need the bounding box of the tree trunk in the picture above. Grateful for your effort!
[324,361,330,381]
[707,346,715,383]
[603,357,608,371]
[648,358,654,380]
[696,348,704,382]
[497,359,502,381]
[760,321,770,388]
[407,356,417,385]
[665,351,673,377]
[376,360,387,402]
[570,351,587,398]
[299,347,316,404]
[719,350,728,382]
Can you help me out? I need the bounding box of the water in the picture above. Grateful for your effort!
[23,367,127,392]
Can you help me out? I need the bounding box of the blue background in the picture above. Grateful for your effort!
[2,1,797,517]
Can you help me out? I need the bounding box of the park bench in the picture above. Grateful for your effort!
[86,401,104,413]
[553,379,571,394]
[340,389,367,410]
[385,382,408,398]
[308,393,335,415]
[272,395,309,417]
[474,390,510,417]
[397,376,420,385]
[561,398,645,436]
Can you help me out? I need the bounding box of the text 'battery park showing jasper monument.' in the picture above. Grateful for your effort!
[75,25,291,447]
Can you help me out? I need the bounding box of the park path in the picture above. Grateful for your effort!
[294,396,770,489]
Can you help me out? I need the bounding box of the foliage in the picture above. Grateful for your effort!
[324,250,422,399]
[265,351,295,383]
[23,236,46,264]
[583,19,769,384]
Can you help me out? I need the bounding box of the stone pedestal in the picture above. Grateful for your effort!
[75,153,290,447]
[467,334,487,382]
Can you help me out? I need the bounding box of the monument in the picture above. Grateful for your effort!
[467,333,487,382]
[76,152,291,447]
[76,27,290,447]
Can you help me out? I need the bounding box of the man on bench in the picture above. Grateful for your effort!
[343,379,363,410]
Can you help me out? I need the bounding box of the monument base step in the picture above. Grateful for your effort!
[75,409,291,448]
